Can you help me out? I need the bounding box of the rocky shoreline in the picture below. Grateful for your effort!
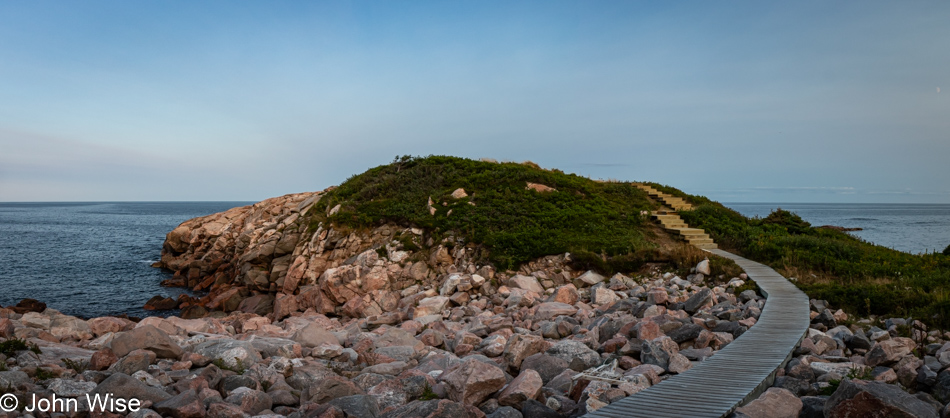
[3,192,948,418]
[3,256,759,418]
[733,300,950,418]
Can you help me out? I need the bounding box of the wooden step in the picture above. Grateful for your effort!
[636,184,693,212]
[666,229,709,239]
[639,182,714,250]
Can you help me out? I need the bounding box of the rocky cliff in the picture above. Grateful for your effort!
[155,189,579,320]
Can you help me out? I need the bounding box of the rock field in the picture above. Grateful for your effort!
[4,191,946,418]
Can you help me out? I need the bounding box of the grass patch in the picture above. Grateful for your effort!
[62,358,89,374]
[821,367,874,396]
[676,199,950,328]
[0,338,29,357]
[419,382,440,401]
[0,338,39,357]
[33,368,55,381]
[315,155,657,270]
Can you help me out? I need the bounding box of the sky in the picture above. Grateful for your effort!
[1,1,947,203]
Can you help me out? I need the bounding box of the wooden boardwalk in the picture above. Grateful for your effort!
[585,249,810,418]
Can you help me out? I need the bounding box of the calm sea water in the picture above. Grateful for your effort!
[0,202,252,318]
[725,203,950,255]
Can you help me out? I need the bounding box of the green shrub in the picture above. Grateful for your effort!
[34,368,55,381]
[820,379,840,396]
[569,248,664,276]
[847,366,873,381]
[677,198,950,328]
[419,382,440,400]
[62,358,88,374]
[0,338,30,357]
[317,155,656,270]
[761,209,811,235]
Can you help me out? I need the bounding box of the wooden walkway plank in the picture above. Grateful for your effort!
[584,248,810,418]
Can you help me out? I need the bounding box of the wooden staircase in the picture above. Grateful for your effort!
[635,184,718,250]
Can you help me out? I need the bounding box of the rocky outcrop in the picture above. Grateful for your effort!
[0,260,772,417]
[158,191,323,294]
[154,190,558,320]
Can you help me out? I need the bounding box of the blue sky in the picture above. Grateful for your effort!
[1,1,947,202]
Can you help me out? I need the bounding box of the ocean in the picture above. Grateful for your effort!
[0,201,947,318]
[0,202,252,318]
[724,203,950,255]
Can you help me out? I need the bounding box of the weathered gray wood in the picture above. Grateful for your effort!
[583,248,809,418]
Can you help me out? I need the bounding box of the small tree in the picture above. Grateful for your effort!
[762,209,811,235]
[943,244,950,256]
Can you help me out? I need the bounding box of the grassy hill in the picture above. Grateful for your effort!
[310,155,950,327]
[676,196,950,328]
[313,155,670,271]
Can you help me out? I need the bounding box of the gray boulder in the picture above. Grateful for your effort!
[669,323,703,343]
[931,369,950,403]
[824,379,937,418]
[488,406,523,418]
[379,399,476,418]
[328,394,381,418]
[109,348,156,375]
[641,336,679,370]
[0,370,30,388]
[848,332,873,351]
[572,270,605,288]
[291,322,339,348]
[735,387,802,418]
[521,353,569,384]
[244,336,302,358]
[225,387,273,415]
[441,358,506,406]
[48,378,97,397]
[153,389,205,418]
[89,372,172,404]
[521,399,562,418]
[695,259,711,275]
[684,289,713,314]
[191,339,263,370]
[798,396,829,418]
[109,325,183,359]
[545,340,601,371]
